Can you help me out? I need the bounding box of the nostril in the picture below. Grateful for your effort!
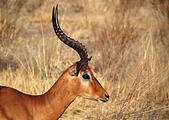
[105,94,109,99]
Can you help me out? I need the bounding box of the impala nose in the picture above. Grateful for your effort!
[105,94,109,101]
[98,94,109,103]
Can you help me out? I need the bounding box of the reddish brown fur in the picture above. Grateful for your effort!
[0,63,108,120]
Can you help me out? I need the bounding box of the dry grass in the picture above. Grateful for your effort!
[0,0,169,119]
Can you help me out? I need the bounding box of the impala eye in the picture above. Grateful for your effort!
[82,74,90,80]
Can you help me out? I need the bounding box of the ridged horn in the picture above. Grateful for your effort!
[52,5,88,64]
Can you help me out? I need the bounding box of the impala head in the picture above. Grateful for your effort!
[52,5,109,103]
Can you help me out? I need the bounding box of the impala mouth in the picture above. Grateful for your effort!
[82,94,109,103]
[98,98,109,103]
[97,94,109,103]
[82,97,108,103]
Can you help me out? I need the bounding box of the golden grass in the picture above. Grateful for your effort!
[0,0,169,119]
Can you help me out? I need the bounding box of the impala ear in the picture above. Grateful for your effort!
[69,65,77,76]
[88,56,92,62]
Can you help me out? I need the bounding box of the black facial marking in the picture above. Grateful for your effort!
[75,57,92,76]
[75,60,84,76]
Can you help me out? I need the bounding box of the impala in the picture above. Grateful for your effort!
[0,5,109,120]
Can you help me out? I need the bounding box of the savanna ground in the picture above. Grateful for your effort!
[0,0,169,119]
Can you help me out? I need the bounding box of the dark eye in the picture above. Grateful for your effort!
[82,74,90,80]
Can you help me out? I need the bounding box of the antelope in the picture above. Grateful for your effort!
[0,5,109,120]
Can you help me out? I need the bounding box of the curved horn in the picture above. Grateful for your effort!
[52,5,88,63]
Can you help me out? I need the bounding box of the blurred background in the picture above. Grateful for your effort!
[0,0,169,119]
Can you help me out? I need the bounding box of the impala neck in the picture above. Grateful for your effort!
[33,72,76,120]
